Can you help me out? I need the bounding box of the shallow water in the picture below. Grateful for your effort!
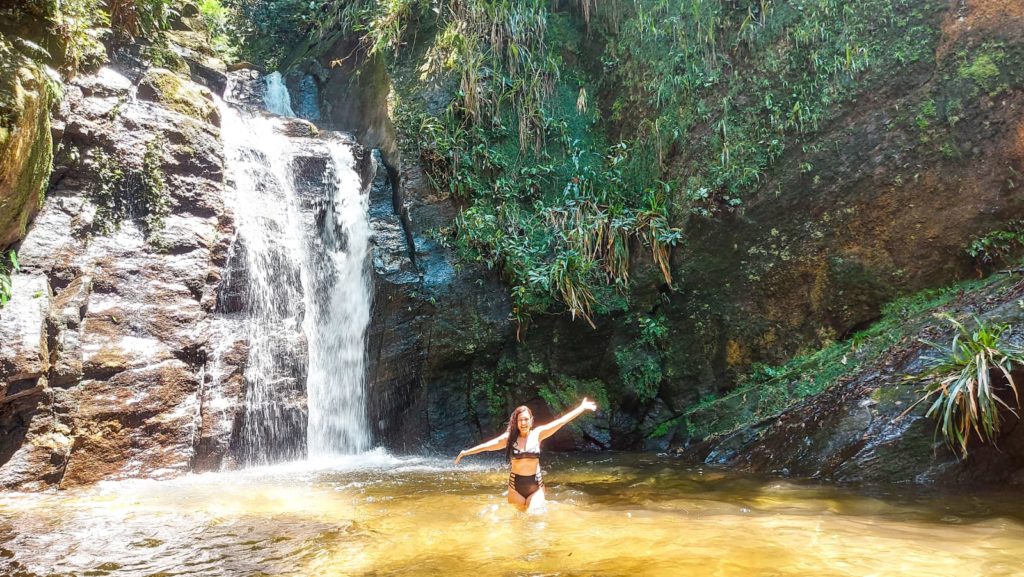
[1,452,1023,576]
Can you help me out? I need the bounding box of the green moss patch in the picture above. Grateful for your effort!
[0,41,53,248]
[137,67,220,125]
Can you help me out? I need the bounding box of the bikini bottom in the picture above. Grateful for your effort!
[508,471,543,498]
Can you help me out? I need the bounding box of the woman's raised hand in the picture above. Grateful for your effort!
[580,397,597,412]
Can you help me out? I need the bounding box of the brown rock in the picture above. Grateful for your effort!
[60,359,200,486]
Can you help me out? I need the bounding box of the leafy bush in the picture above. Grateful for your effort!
[197,0,236,57]
[226,0,941,329]
[966,221,1024,266]
[614,345,663,402]
[0,250,20,308]
[912,315,1024,458]
[107,0,175,41]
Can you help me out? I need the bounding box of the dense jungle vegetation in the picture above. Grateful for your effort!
[6,0,1021,453]
[225,0,941,331]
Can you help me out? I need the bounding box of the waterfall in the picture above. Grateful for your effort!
[219,78,371,464]
[305,143,372,456]
[264,71,296,117]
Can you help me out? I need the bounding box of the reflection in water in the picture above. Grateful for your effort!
[1,452,1023,576]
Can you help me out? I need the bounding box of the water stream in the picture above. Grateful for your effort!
[1,454,1022,576]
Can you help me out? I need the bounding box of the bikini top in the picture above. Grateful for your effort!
[511,439,541,460]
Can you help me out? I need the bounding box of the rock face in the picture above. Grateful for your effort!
[353,0,1024,473]
[0,56,232,489]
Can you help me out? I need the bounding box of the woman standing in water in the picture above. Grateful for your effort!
[454,398,598,512]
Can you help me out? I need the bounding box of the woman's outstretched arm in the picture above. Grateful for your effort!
[454,432,510,464]
[535,397,597,441]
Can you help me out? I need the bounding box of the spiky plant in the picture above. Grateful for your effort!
[913,315,1024,458]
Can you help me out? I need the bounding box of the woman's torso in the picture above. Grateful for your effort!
[510,431,541,475]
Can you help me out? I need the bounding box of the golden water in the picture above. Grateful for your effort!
[1,452,1022,576]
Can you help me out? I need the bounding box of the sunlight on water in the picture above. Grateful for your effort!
[1,454,1023,576]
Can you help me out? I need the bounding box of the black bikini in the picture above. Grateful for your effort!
[508,443,543,497]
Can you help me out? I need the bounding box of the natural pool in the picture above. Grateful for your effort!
[1,451,1022,576]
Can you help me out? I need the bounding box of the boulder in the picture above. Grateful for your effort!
[137,67,221,126]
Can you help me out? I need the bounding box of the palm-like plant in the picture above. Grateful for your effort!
[913,315,1024,458]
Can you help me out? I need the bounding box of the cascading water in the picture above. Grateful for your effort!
[263,71,296,117]
[305,144,372,456]
[219,76,371,464]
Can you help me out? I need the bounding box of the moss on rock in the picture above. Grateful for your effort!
[0,41,53,249]
[137,67,220,126]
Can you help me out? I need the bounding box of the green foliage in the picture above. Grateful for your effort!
[614,345,663,402]
[966,221,1024,266]
[598,0,939,216]
[610,313,670,402]
[539,375,608,416]
[915,99,937,130]
[89,138,170,242]
[469,367,511,426]
[47,0,109,77]
[231,0,942,328]
[0,250,20,308]
[5,0,177,79]
[197,0,237,58]
[225,0,382,69]
[108,0,175,41]
[637,314,669,347]
[911,315,1024,458]
[145,40,189,74]
[198,0,228,38]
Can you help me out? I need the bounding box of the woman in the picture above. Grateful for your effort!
[454,398,597,512]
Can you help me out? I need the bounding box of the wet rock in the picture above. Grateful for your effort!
[192,331,247,471]
[60,359,201,486]
[0,389,72,491]
[685,282,1024,485]
[137,67,221,126]
[46,275,90,387]
[0,274,51,384]
[164,30,228,96]
[276,118,321,139]
[225,69,265,108]
[74,67,133,98]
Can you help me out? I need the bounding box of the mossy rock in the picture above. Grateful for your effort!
[146,44,190,76]
[0,47,53,249]
[137,68,220,126]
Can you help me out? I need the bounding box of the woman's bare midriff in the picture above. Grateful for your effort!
[510,458,540,476]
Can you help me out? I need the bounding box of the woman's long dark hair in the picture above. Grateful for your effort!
[504,406,532,463]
